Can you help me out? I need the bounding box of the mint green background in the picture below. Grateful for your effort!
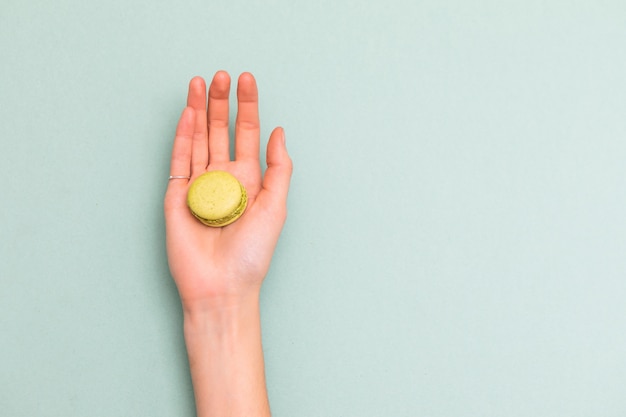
[2,1,626,416]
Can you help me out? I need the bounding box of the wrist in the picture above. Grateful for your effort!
[182,291,262,339]
[180,284,262,317]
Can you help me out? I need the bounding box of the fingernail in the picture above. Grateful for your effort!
[281,128,286,146]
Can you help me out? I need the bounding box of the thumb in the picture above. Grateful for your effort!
[259,127,293,212]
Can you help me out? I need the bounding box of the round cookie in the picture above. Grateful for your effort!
[186,171,248,227]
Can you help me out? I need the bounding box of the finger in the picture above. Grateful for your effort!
[165,107,195,209]
[235,72,260,162]
[259,127,292,213]
[207,70,231,164]
[169,107,195,178]
[187,76,209,175]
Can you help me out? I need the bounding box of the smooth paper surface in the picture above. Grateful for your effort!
[1,1,626,416]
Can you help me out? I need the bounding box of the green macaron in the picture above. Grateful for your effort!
[186,171,248,227]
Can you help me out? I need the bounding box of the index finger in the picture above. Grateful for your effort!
[234,72,260,162]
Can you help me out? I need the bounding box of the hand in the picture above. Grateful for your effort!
[164,71,292,312]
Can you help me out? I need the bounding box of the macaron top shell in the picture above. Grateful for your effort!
[186,171,247,227]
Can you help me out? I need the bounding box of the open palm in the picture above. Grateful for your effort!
[164,71,292,310]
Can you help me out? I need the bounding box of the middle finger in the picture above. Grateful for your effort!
[207,71,231,164]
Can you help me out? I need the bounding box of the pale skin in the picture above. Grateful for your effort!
[164,71,292,417]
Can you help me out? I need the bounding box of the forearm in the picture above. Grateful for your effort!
[183,293,270,417]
